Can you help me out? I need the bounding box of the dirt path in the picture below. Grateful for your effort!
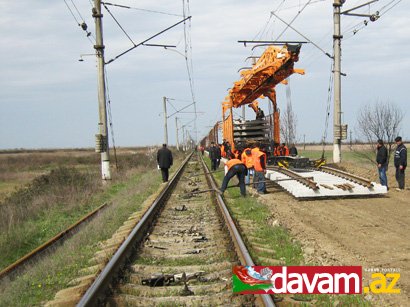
[258,168,410,306]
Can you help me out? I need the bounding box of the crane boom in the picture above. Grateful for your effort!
[228,44,304,108]
[222,44,304,152]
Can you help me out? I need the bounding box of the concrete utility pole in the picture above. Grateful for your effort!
[175,117,179,150]
[182,127,186,151]
[163,96,168,145]
[93,0,111,180]
[333,0,343,163]
[303,134,306,150]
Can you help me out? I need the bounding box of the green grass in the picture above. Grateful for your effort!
[0,167,140,269]
[0,151,186,306]
[0,168,164,306]
[204,157,370,306]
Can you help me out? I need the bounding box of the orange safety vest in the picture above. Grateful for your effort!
[221,145,226,158]
[234,150,240,159]
[284,146,289,156]
[278,146,285,156]
[225,158,244,170]
[253,150,267,172]
[241,148,254,168]
[251,147,259,160]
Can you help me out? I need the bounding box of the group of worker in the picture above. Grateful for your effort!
[273,143,298,157]
[208,141,269,197]
[376,136,407,191]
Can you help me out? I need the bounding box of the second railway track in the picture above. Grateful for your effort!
[47,152,274,306]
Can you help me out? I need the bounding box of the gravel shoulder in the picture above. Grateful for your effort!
[258,163,410,306]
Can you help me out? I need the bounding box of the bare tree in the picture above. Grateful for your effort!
[356,100,404,162]
[281,81,297,145]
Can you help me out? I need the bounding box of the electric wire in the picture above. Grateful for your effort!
[105,16,191,64]
[103,3,136,45]
[63,0,95,44]
[70,0,86,22]
[276,0,312,41]
[321,58,334,158]
[278,0,325,11]
[64,0,81,25]
[271,11,332,59]
[343,0,403,40]
[104,68,119,169]
[102,2,183,17]
[166,99,179,113]
[182,0,197,143]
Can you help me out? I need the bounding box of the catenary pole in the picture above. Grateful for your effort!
[333,0,343,163]
[93,0,111,180]
[175,117,180,150]
[163,96,168,145]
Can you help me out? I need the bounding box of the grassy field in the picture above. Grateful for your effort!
[0,147,185,305]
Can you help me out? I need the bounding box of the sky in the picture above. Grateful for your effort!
[0,0,409,150]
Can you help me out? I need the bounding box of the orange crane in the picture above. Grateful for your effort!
[222,44,304,152]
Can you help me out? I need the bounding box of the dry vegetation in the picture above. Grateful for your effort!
[0,147,180,270]
[0,146,185,305]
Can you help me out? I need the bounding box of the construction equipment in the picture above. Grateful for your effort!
[221,44,308,166]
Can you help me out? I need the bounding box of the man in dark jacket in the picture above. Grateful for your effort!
[157,144,173,182]
[394,136,407,190]
[376,139,388,188]
[289,144,298,157]
[209,142,221,171]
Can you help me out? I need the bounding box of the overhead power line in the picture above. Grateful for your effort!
[276,0,313,41]
[63,0,95,44]
[105,16,191,64]
[271,11,332,59]
[102,2,183,17]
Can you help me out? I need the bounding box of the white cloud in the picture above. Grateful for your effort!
[0,0,409,149]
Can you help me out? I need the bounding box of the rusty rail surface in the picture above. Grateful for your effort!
[200,156,275,307]
[268,166,319,190]
[320,166,374,188]
[0,202,109,281]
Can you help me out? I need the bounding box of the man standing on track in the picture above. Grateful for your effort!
[376,139,388,188]
[252,144,267,194]
[241,147,254,185]
[209,142,220,171]
[157,144,173,183]
[394,136,407,191]
[219,155,247,197]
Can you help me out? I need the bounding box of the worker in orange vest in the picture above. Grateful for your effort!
[278,143,290,156]
[218,154,247,196]
[252,144,267,194]
[221,144,226,158]
[241,147,254,185]
[273,143,280,156]
[283,143,290,156]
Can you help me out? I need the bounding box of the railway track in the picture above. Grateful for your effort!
[0,202,109,281]
[266,164,386,198]
[47,153,275,306]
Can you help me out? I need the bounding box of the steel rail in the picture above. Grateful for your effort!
[0,202,109,281]
[319,166,374,188]
[268,166,319,190]
[77,151,193,307]
[199,155,275,307]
